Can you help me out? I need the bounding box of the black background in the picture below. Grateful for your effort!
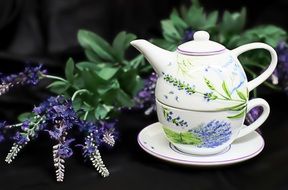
[0,0,287,189]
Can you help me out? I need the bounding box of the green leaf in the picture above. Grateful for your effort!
[72,97,83,111]
[96,67,119,80]
[94,104,114,119]
[161,20,181,43]
[77,30,115,62]
[84,49,102,62]
[115,89,134,107]
[237,25,286,47]
[47,81,70,94]
[220,8,246,35]
[65,58,75,83]
[236,90,247,101]
[170,9,187,34]
[76,61,99,71]
[97,79,120,95]
[112,31,137,61]
[79,70,107,93]
[206,11,218,28]
[82,102,93,112]
[227,109,247,119]
[185,3,205,28]
[119,69,144,96]
[222,81,231,99]
[18,112,34,122]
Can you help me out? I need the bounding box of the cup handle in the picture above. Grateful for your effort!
[231,43,278,92]
[236,98,270,139]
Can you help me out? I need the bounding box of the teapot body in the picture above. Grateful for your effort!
[155,50,248,111]
[131,30,277,155]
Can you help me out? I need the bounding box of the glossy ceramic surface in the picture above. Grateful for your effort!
[156,99,269,155]
[137,122,264,166]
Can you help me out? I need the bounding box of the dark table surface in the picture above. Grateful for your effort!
[0,92,287,190]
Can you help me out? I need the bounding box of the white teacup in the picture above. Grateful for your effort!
[156,98,270,155]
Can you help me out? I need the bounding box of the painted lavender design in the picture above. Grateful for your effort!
[163,73,248,119]
[189,120,232,148]
[162,107,232,148]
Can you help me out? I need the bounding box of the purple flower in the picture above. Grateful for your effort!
[134,72,157,115]
[57,138,75,158]
[21,120,30,131]
[34,96,78,129]
[245,106,263,125]
[0,121,6,129]
[46,127,64,140]
[182,28,195,43]
[0,65,46,96]
[82,136,97,157]
[274,42,288,94]
[13,132,29,145]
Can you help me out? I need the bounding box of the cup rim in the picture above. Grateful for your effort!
[156,98,245,113]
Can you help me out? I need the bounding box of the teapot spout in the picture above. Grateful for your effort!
[130,39,175,75]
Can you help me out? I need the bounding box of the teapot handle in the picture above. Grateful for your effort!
[231,43,278,92]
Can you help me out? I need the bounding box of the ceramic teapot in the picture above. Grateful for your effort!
[131,31,277,155]
[131,31,277,111]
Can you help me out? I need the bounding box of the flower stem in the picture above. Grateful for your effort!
[71,89,90,101]
[6,123,22,129]
[83,111,89,120]
[40,73,68,83]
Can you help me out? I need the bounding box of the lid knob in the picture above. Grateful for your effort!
[193,31,210,41]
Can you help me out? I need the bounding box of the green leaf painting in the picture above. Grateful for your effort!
[204,78,216,91]
[163,127,202,145]
[222,81,231,99]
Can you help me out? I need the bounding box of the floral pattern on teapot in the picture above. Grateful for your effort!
[159,53,249,118]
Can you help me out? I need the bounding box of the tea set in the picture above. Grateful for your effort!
[131,31,277,166]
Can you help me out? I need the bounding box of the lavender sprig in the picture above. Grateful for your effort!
[134,72,157,115]
[53,144,65,182]
[49,119,74,182]
[79,120,117,176]
[5,117,44,163]
[84,133,109,177]
[0,65,46,95]
[3,95,117,181]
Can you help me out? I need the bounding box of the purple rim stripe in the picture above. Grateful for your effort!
[177,48,226,56]
[137,131,264,165]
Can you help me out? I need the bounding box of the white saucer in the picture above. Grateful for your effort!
[137,122,264,166]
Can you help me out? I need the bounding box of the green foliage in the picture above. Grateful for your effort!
[48,30,144,122]
[153,0,287,94]
[77,30,148,72]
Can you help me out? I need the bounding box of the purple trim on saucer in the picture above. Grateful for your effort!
[177,48,226,56]
[137,132,264,165]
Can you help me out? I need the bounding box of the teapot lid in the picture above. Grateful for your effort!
[177,31,226,56]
